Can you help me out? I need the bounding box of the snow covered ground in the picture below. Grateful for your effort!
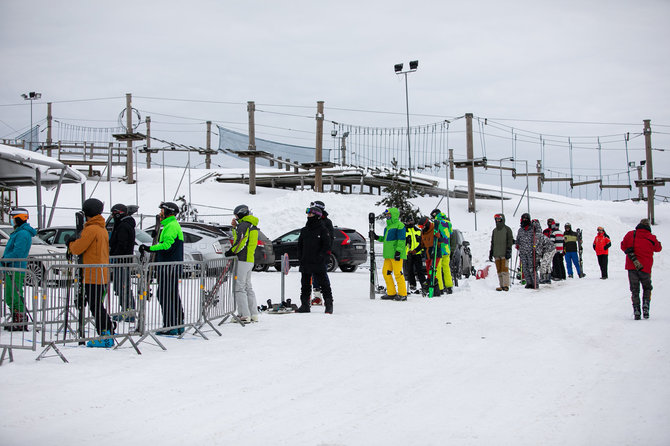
[1,166,668,446]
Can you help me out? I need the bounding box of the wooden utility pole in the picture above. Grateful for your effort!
[465,113,475,213]
[248,101,257,195]
[643,119,654,224]
[536,160,543,192]
[315,101,324,192]
[46,102,52,157]
[125,93,134,183]
[206,120,212,169]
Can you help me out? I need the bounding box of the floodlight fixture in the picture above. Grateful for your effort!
[394,63,403,73]
[409,60,419,70]
[21,91,42,152]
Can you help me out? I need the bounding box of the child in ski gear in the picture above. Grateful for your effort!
[139,201,185,334]
[418,216,444,296]
[109,203,136,320]
[543,218,555,238]
[309,200,333,305]
[488,213,514,291]
[431,209,454,294]
[620,218,662,319]
[515,213,538,289]
[1,208,35,331]
[563,223,584,278]
[67,198,115,347]
[226,204,260,323]
[403,215,426,293]
[593,226,611,279]
[533,219,555,284]
[371,208,407,300]
[550,221,566,280]
[297,206,334,313]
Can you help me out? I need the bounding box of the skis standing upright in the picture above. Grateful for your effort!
[73,211,85,345]
[141,214,162,301]
[532,229,538,289]
[576,228,584,277]
[428,225,440,298]
[368,212,377,300]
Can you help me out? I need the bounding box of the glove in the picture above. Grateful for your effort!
[394,251,401,261]
[138,244,150,254]
[369,231,378,240]
[224,249,234,257]
[505,248,512,260]
[64,235,73,249]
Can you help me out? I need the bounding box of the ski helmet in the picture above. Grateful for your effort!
[233,204,250,218]
[9,207,29,222]
[82,198,104,217]
[564,222,572,229]
[111,203,128,217]
[417,216,430,228]
[310,200,326,211]
[159,201,179,216]
[430,209,441,219]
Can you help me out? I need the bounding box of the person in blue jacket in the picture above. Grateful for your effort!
[1,208,35,331]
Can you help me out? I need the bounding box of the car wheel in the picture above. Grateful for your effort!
[326,253,338,272]
[26,261,45,286]
[340,264,358,273]
[253,263,269,272]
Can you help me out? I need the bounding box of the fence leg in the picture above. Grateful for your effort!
[0,347,14,366]
[36,343,69,363]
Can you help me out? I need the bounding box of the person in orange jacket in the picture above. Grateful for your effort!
[592,226,611,279]
[67,198,114,347]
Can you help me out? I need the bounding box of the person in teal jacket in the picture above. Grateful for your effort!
[431,209,454,294]
[1,208,34,331]
[369,208,407,300]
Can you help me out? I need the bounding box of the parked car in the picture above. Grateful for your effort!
[271,226,367,272]
[449,228,475,286]
[0,224,67,285]
[176,222,275,272]
[37,225,155,257]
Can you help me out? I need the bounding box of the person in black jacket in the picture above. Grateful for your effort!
[297,206,334,314]
[109,204,136,320]
[310,200,334,305]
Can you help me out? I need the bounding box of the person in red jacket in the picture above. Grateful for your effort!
[592,226,611,279]
[620,218,662,320]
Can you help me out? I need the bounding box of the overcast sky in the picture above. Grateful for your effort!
[1,0,669,198]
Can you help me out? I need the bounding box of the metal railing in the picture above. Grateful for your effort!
[1,255,238,364]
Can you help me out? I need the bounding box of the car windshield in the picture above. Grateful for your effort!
[136,229,153,243]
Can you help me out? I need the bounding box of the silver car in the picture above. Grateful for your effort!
[0,224,67,285]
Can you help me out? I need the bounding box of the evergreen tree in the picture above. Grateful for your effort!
[375,159,423,223]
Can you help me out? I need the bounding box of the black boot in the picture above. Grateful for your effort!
[324,298,333,314]
[296,295,311,313]
[633,306,641,320]
[643,298,650,319]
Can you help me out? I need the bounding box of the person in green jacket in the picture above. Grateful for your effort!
[226,204,259,323]
[370,208,407,300]
[431,209,454,294]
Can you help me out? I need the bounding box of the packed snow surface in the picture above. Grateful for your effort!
[1,167,668,446]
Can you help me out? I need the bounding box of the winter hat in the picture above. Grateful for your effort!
[111,203,128,216]
[82,198,104,218]
[9,207,29,222]
[597,226,604,232]
[310,200,326,211]
[639,218,650,227]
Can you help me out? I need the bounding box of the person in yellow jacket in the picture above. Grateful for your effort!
[225,204,259,323]
[66,198,114,347]
[403,215,426,293]
[370,208,407,301]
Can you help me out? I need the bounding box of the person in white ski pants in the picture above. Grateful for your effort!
[226,205,260,323]
[234,260,258,320]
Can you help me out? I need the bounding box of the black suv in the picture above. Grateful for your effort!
[271,227,367,272]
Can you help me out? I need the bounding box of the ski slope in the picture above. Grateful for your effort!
[1,167,668,446]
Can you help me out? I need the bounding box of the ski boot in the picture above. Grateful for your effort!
[87,330,114,348]
[311,289,323,306]
[633,306,641,320]
[5,312,28,332]
[643,298,650,319]
[381,293,397,300]
[394,294,407,301]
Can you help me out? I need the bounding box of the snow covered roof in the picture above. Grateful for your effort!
[0,144,86,188]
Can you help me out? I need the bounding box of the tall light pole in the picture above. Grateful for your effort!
[21,91,41,151]
[394,60,418,191]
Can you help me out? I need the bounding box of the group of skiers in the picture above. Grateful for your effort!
[370,207,455,300]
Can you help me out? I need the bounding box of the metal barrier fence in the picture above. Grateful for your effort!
[1,255,238,364]
[0,265,40,365]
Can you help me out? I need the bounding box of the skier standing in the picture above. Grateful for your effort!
[309,200,333,305]
[403,215,426,293]
[226,204,260,323]
[109,203,136,321]
[67,198,115,347]
[296,206,334,313]
[370,208,407,301]
[533,219,555,284]
[543,218,555,238]
[1,208,35,331]
[515,213,538,289]
[418,216,444,296]
[139,202,185,335]
[550,221,566,280]
[593,226,612,279]
[563,223,584,278]
[488,213,514,291]
[431,209,454,294]
[620,218,662,319]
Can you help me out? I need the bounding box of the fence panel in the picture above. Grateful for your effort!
[198,257,237,335]
[0,264,40,365]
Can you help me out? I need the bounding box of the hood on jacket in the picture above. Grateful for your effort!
[494,213,506,229]
[240,214,259,226]
[385,207,400,224]
[15,222,37,237]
